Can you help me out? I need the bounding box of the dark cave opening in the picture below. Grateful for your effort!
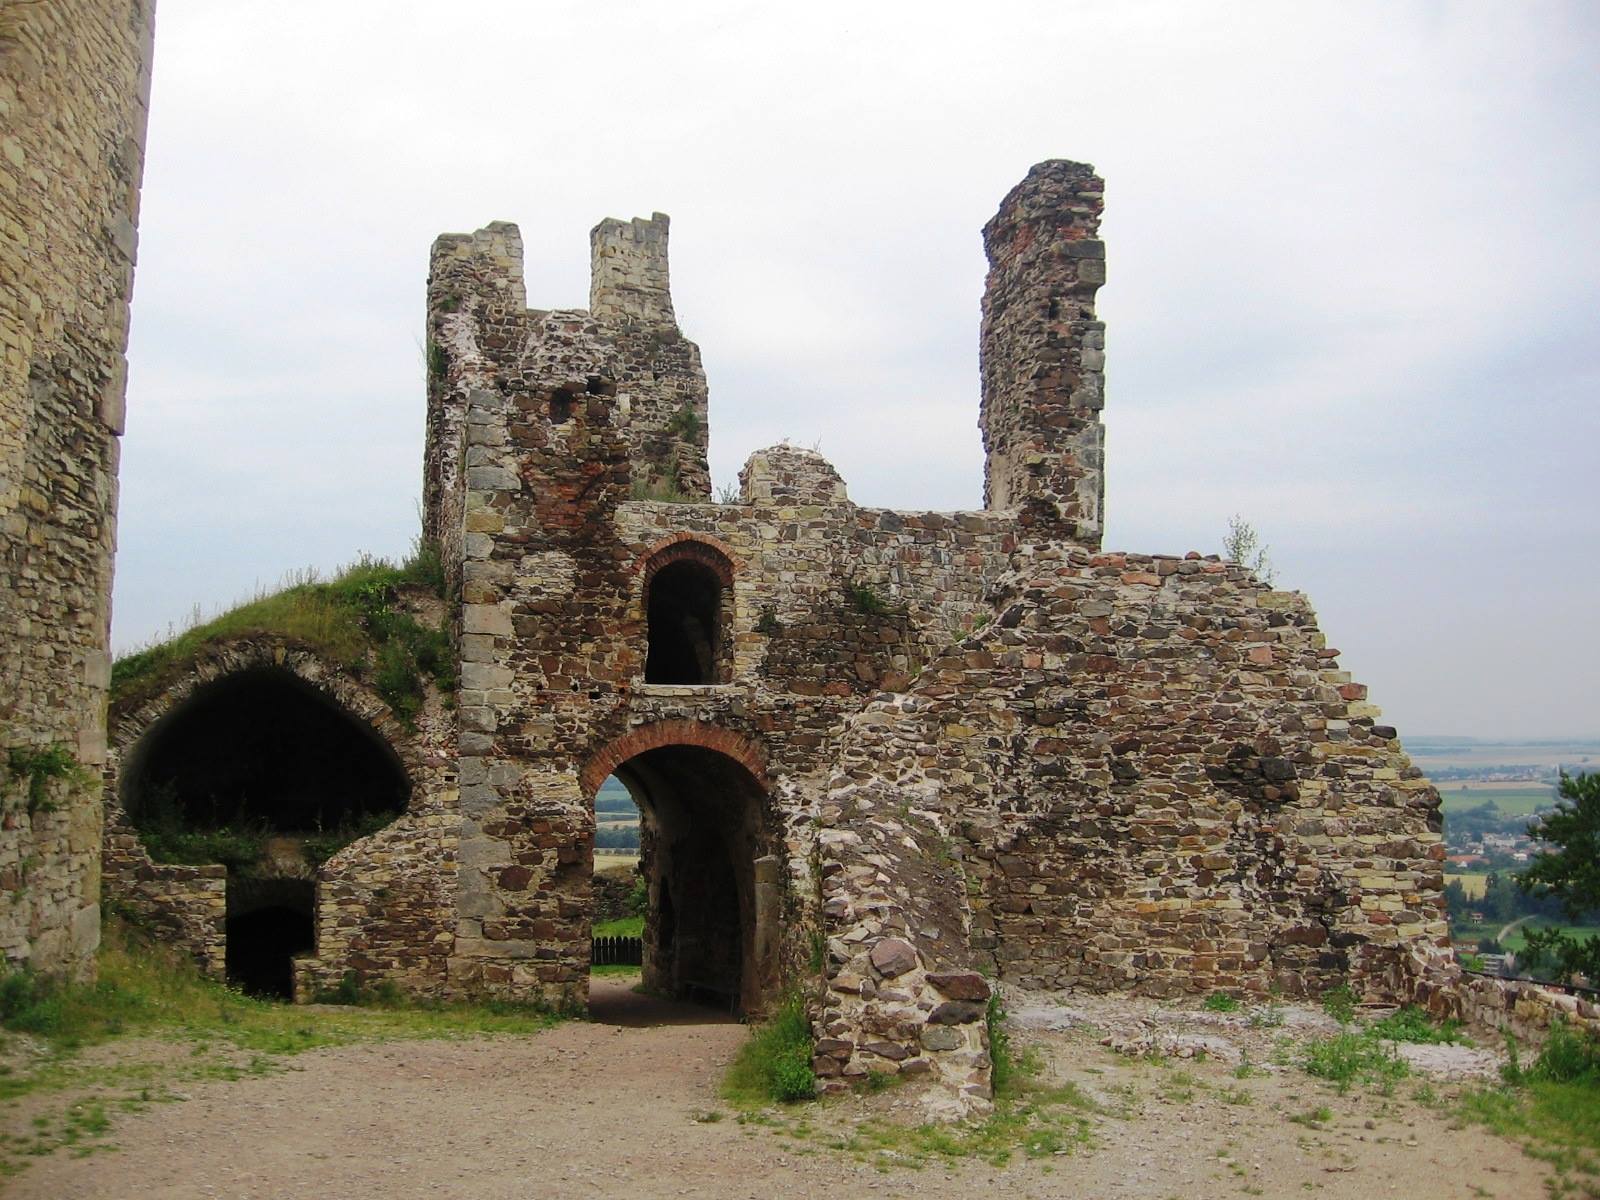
[124,667,410,836]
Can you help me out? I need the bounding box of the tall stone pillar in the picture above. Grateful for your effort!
[979,160,1107,546]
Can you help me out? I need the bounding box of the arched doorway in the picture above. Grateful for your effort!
[119,666,411,997]
[599,743,779,1016]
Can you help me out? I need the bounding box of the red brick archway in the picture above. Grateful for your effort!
[636,532,737,588]
[579,720,769,797]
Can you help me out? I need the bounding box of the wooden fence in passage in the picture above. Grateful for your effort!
[591,936,643,966]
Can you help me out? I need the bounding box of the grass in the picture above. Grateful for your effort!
[1369,1006,1466,1045]
[1203,992,1240,1013]
[593,915,643,938]
[0,916,564,1175]
[723,992,816,1106]
[1458,1022,1600,1196]
[110,543,450,721]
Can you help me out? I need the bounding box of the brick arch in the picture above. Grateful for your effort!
[636,532,738,587]
[580,720,769,798]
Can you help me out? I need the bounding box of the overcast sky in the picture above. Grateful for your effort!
[115,1,1600,740]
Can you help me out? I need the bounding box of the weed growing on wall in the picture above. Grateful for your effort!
[1,741,91,814]
[847,584,890,616]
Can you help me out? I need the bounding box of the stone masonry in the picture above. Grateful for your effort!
[101,158,1459,1114]
[0,0,156,978]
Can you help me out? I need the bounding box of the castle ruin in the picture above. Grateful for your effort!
[98,157,1456,1108]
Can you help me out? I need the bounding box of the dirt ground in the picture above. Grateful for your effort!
[5,978,1549,1199]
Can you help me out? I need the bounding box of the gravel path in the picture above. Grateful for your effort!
[6,979,1549,1199]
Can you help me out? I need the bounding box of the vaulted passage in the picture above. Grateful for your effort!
[124,667,409,835]
[607,744,778,1016]
[645,559,722,684]
[121,667,410,997]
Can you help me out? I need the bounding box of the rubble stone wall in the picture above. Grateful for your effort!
[810,544,1446,1110]
[102,829,225,978]
[0,0,156,978]
[980,160,1107,545]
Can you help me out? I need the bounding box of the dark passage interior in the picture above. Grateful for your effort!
[124,667,409,834]
[122,667,410,997]
[608,744,775,1015]
[226,879,315,999]
[644,559,721,684]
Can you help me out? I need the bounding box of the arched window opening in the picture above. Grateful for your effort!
[645,559,723,684]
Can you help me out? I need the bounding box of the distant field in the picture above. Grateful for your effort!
[1454,919,1600,954]
[1437,784,1556,815]
[1445,873,1488,899]
[594,850,639,873]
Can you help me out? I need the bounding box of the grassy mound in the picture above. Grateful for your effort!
[111,542,451,723]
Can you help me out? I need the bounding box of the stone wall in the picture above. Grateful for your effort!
[810,544,1446,1108]
[0,0,156,978]
[103,638,458,1000]
[102,825,225,978]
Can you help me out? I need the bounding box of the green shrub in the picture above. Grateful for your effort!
[1370,1005,1465,1046]
[1322,983,1357,1025]
[1203,992,1240,1013]
[1527,1020,1600,1085]
[1303,1030,1410,1094]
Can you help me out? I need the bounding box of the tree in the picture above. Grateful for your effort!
[1517,772,1600,983]
[1223,515,1275,584]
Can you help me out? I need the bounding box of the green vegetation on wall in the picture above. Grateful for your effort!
[1,741,91,815]
[110,540,452,726]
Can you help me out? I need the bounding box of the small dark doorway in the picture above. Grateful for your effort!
[226,879,315,999]
[645,559,722,683]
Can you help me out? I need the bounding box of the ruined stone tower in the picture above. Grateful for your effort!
[0,0,156,977]
[980,159,1108,545]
